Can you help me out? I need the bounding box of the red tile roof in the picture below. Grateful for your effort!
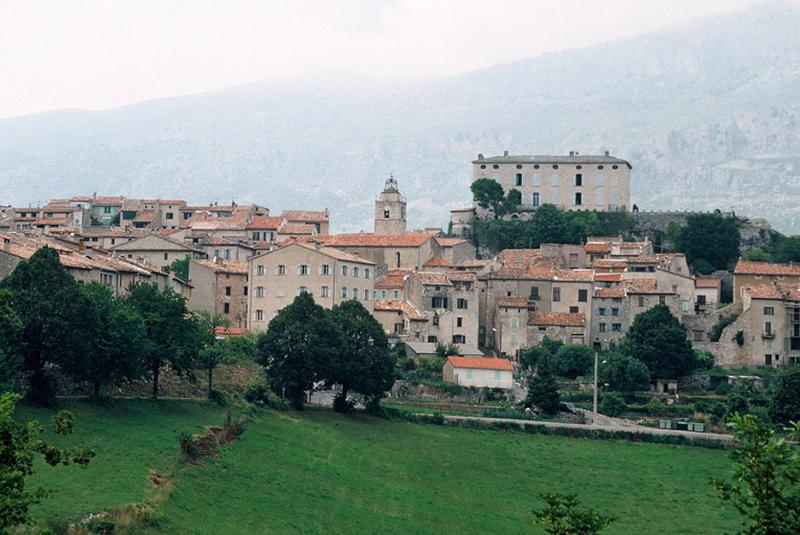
[528,312,586,327]
[373,299,426,320]
[497,297,529,308]
[278,222,317,235]
[594,287,626,298]
[744,283,800,301]
[375,269,411,289]
[585,242,613,254]
[624,278,673,295]
[423,257,453,268]
[447,356,513,371]
[214,326,247,337]
[734,260,800,276]
[696,277,722,289]
[413,271,453,286]
[281,210,329,223]
[192,259,249,275]
[594,273,623,283]
[320,231,436,248]
[246,216,284,230]
[435,237,469,247]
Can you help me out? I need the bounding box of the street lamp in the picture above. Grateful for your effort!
[592,342,608,423]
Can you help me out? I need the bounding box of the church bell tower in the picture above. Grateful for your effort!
[374,174,407,235]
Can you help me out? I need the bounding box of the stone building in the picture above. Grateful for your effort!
[527,312,587,346]
[733,260,800,303]
[110,234,205,272]
[247,241,375,331]
[188,259,249,327]
[472,151,631,214]
[374,175,407,235]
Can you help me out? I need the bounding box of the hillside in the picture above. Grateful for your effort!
[1,2,799,232]
[24,401,737,534]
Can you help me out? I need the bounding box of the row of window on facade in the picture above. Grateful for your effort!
[523,190,620,208]
[254,263,371,279]
[487,170,621,188]
[252,285,370,301]
[429,296,470,309]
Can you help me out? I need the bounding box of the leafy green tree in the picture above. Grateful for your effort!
[327,300,395,411]
[532,493,616,534]
[519,337,563,373]
[79,283,148,398]
[769,367,800,425]
[599,351,650,401]
[624,305,696,379]
[194,311,231,398]
[742,249,774,262]
[256,292,342,409]
[526,369,561,415]
[0,393,94,531]
[168,256,191,281]
[435,343,461,357]
[500,188,522,215]
[553,345,593,379]
[772,235,800,263]
[673,213,741,271]
[712,415,800,535]
[0,289,23,388]
[126,282,201,398]
[471,178,506,216]
[599,393,626,417]
[0,247,92,405]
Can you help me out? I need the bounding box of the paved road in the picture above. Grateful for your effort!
[435,414,734,444]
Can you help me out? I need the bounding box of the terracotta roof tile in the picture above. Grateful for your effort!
[413,271,453,286]
[375,269,410,289]
[435,237,469,247]
[447,356,513,371]
[447,271,477,282]
[594,273,623,283]
[696,277,722,289]
[423,257,453,268]
[594,287,626,298]
[278,222,317,235]
[373,299,426,321]
[497,297,529,308]
[734,260,800,276]
[528,311,586,327]
[585,242,613,254]
[246,216,284,230]
[192,259,248,275]
[214,326,248,337]
[281,210,329,223]
[319,231,436,248]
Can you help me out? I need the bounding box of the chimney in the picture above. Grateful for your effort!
[2,237,9,252]
[85,245,93,258]
[214,256,224,265]
[569,151,574,156]
[477,153,484,160]
[604,150,610,156]
[503,150,509,157]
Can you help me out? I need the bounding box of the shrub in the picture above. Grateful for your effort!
[243,378,270,405]
[553,345,593,379]
[87,518,115,534]
[600,393,626,417]
[710,314,738,342]
[430,413,445,425]
[333,392,355,413]
[208,389,227,406]
[179,432,198,460]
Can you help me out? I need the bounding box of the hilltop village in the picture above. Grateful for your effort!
[1,152,798,387]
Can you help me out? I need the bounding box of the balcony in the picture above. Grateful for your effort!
[762,332,775,340]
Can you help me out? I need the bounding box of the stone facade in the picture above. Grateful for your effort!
[188,259,249,327]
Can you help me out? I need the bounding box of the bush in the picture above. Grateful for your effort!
[710,314,738,342]
[179,432,198,460]
[332,392,355,413]
[208,389,227,406]
[87,518,115,534]
[243,378,270,405]
[600,393,626,417]
[553,345,593,379]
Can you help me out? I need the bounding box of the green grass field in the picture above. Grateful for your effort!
[21,401,739,534]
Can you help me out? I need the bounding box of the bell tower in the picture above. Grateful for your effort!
[374,174,407,235]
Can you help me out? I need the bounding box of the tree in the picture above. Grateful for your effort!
[519,337,563,373]
[553,345,593,379]
[79,283,148,398]
[500,188,522,215]
[167,256,191,281]
[327,300,395,411]
[673,213,740,271]
[526,369,561,415]
[599,393,626,417]
[126,282,201,398]
[0,247,92,405]
[471,178,506,216]
[0,289,23,388]
[256,292,342,409]
[435,342,461,357]
[0,393,94,531]
[532,493,616,534]
[599,351,650,401]
[769,367,800,425]
[712,415,800,535]
[195,311,231,399]
[624,305,697,379]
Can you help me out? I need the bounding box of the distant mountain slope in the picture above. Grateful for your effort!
[1,2,799,232]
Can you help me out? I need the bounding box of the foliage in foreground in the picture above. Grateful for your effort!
[0,393,94,531]
[532,493,617,534]
[712,415,800,535]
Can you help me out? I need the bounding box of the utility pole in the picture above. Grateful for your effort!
[593,351,599,424]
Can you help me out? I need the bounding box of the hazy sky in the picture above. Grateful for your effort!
[0,0,765,118]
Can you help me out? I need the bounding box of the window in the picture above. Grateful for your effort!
[530,287,540,300]
[352,288,358,299]
[225,286,231,296]
[595,190,606,207]
[453,335,466,344]
[551,172,559,187]
[256,286,265,297]
[457,298,468,309]
[466,369,473,379]
[697,295,707,305]
[427,336,437,343]
[598,307,606,316]
[252,232,261,241]
[432,296,448,309]
[353,266,360,278]
[765,321,773,335]
[659,296,666,306]
[574,192,582,206]
[599,323,607,332]
[611,308,619,316]
[163,252,169,260]
[432,315,440,326]
[276,287,285,297]
[341,287,347,298]
[320,286,330,298]
[596,171,604,186]
[320,264,330,275]
[342,265,348,276]
[103,206,112,214]
[395,252,401,268]
[364,289,370,300]
[298,264,309,275]
[764,306,775,316]
[256,265,265,276]
[166,212,174,220]
[243,286,248,296]
[551,190,559,205]
[638,296,645,307]
[515,173,523,186]
[578,289,587,302]
[511,318,519,328]
[364,268,371,279]
[765,354,772,366]
[552,287,561,302]
[569,306,579,313]
[255,310,264,321]
[510,335,517,346]
[277,264,286,275]
[297,286,308,295]
[575,174,582,186]
[383,208,390,219]
[393,290,400,299]
[612,323,622,332]
[223,303,230,314]
[532,173,540,186]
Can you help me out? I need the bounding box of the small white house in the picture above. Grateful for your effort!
[442,356,514,389]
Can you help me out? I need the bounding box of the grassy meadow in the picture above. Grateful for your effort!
[20,400,739,534]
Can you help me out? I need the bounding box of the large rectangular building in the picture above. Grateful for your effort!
[472,151,631,213]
